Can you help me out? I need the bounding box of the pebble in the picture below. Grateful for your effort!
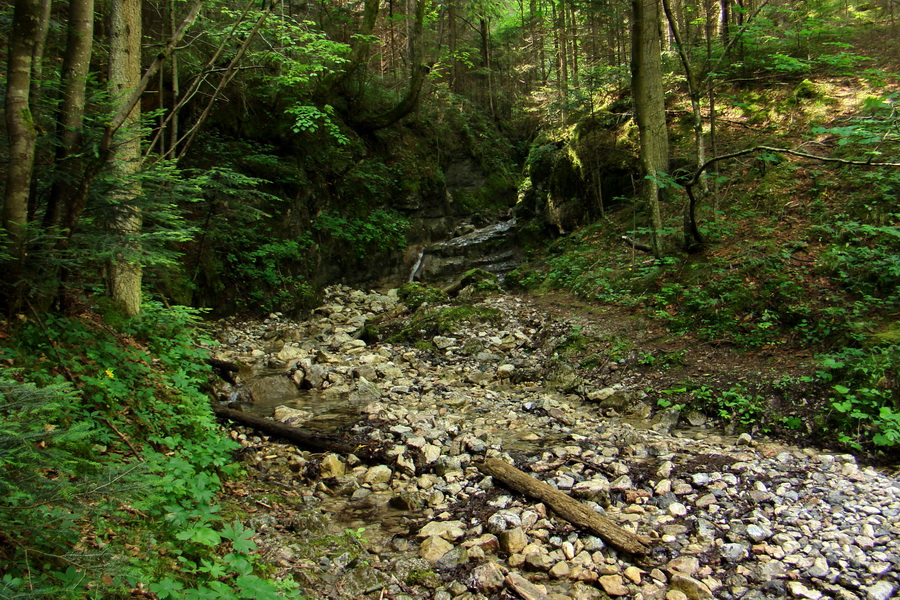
[215,286,900,600]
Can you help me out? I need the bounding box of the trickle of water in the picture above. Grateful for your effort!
[408,249,426,282]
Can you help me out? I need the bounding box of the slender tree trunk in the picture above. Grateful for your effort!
[448,0,459,91]
[28,0,52,111]
[3,0,43,259]
[569,2,579,88]
[661,0,707,252]
[45,0,95,229]
[169,0,179,156]
[631,0,669,257]
[107,0,144,316]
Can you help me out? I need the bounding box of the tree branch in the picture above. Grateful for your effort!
[101,0,205,155]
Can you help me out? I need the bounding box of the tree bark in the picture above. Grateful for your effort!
[476,458,652,555]
[212,406,359,455]
[45,0,95,229]
[353,0,431,132]
[3,0,43,257]
[107,0,144,317]
[631,0,670,257]
[660,0,706,251]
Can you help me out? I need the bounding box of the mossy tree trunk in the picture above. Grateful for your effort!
[3,0,43,260]
[44,0,95,229]
[631,0,669,257]
[107,0,143,317]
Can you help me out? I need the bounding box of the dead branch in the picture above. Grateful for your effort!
[476,458,652,556]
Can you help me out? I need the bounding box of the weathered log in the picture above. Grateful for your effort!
[205,357,240,384]
[212,405,357,455]
[476,458,651,556]
[505,573,552,600]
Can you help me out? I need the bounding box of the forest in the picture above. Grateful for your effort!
[1,0,899,596]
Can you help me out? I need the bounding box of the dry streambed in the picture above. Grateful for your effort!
[210,286,900,600]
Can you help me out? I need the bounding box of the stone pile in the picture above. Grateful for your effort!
[212,286,900,600]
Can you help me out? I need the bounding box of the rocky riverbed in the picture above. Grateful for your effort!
[209,286,900,600]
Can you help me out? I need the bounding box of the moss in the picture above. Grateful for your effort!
[391,305,502,342]
[397,283,449,311]
[870,321,900,345]
[458,268,502,293]
[793,79,820,100]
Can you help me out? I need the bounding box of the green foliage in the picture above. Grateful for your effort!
[816,216,900,299]
[313,209,410,260]
[0,303,298,598]
[812,344,899,449]
[457,268,503,295]
[286,104,349,145]
[397,282,450,311]
[225,237,316,315]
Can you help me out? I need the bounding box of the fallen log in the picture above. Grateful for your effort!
[212,405,358,455]
[476,457,651,556]
[505,573,552,600]
[205,357,240,384]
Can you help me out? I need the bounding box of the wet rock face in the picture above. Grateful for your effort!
[415,219,521,283]
[212,286,900,600]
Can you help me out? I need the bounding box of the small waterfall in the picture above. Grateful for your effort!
[408,249,426,282]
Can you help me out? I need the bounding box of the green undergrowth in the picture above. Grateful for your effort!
[0,302,300,599]
[391,305,503,344]
[507,202,900,453]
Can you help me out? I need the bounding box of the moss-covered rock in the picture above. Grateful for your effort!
[397,283,450,311]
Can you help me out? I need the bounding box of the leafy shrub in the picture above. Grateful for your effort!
[813,344,900,449]
[0,303,296,598]
[313,209,410,259]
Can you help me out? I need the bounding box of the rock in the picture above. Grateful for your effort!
[470,562,506,593]
[525,553,554,572]
[319,453,345,478]
[652,407,681,433]
[669,574,713,600]
[668,502,688,517]
[421,444,442,464]
[497,364,515,378]
[866,582,896,600]
[624,566,643,585]
[666,557,699,577]
[805,556,829,578]
[499,527,528,555]
[598,575,629,596]
[746,524,773,542]
[273,405,313,423]
[550,561,571,579]
[350,379,381,403]
[721,543,748,563]
[786,581,823,600]
[418,520,466,541]
[364,465,392,485]
[611,475,634,491]
[419,536,453,563]
[390,492,424,511]
[436,545,468,569]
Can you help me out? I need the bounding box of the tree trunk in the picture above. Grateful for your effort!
[28,0,52,113]
[3,0,43,258]
[107,0,144,317]
[448,0,460,91]
[661,0,706,251]
[45,0,95,229]
[353,0,430,131]
[631,0,670,257]
[477,458,652,555]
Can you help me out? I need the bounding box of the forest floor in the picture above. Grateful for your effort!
[212,286,899,600]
